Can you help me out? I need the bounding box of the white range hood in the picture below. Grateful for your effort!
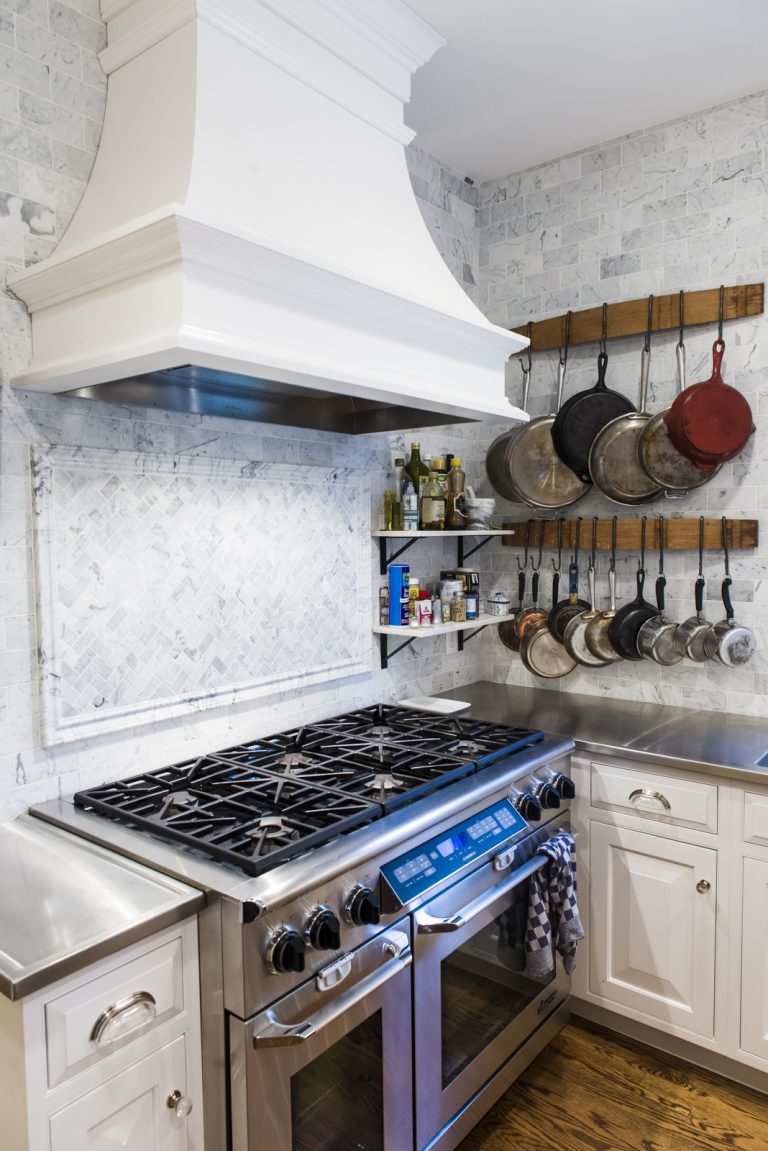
[9,0,527,434]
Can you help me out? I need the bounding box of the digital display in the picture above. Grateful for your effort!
[437,837,457,858]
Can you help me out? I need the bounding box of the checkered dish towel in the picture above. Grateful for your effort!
[525,830,584,979]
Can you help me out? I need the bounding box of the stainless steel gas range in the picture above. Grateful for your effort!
[31,705,576,1151]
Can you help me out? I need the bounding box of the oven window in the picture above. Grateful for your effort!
[290,1011,384,1151]
[440,883,553,1088]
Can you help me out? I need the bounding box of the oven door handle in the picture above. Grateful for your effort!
[415,851,550,935]
[251,931,412,1049]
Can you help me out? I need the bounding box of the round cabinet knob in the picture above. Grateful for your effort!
[696,879,711,894]
[268,927,306,974]
[514,792,542,821]
[306,908,342,951]
[345,885,381,926]
[166,1090,193,1119]
[551,772,576,800]
[535,783,561,810]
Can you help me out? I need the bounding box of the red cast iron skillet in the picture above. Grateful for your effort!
[664,339,754,469]
[551,351,635,483]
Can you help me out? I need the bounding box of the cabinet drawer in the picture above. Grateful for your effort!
[44,936,185,1089]
[743,791,768,847]
[590,762,718,833]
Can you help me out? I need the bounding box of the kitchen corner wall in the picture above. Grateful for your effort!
[0,4,507,823]
[477,89,768,716]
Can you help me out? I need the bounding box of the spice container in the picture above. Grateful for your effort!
[466,591,478,620]
[408,577,420,623]
[417,589,433,625]
[450,591,467,622]
[486,593,511,617]
[388,564,409,626]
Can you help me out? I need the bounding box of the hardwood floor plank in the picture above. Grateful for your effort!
[458,1020,768,1151]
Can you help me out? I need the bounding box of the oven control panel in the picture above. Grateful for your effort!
[380,798,526,906]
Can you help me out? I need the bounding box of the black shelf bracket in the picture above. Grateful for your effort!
[379,633,416,669]
[378,536,419,576]
[457,626,485,652]
[457,536,494,566]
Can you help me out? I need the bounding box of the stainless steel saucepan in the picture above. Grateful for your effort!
[703,517,757,667]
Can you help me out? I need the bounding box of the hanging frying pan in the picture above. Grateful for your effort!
[703,517,757,667]
[673,517,712,663]
[498,521,530,652]
[486,313,590,509]
[584,516,623,663]
[563,518,615,668]
[636,517,683,666]
[638,292,720,494]
[486,329,532,502]
[607,516,657,661]
[665,336,754,469]
[548,516,590,640]
[520,566,577,680]
[588,297,663,505]
[551,303,635,483]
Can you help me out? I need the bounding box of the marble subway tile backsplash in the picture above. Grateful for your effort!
[478,89,768,717]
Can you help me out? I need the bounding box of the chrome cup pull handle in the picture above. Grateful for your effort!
[90,990,157,1045]
[628,788,671,811]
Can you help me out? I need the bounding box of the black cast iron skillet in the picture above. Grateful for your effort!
[551,305,635,483]
[607,515,657,661]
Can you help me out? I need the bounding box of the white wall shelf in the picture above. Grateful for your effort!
[374,528,518,574]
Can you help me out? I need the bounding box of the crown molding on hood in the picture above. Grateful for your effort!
[10,0,528,433]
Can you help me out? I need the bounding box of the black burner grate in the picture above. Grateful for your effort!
[74,707,545,874]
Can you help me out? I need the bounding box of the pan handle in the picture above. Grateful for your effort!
[722,577,735,624]
[655,574,666,613]
[567,561,579,600]
[517,568,526,606]
[551,569,560,607]
[675,342,686,394]
[694,576,705,616]
[595,352,609,392]
[711,338,725,384]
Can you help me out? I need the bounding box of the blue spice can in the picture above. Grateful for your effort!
[388,564,410,626]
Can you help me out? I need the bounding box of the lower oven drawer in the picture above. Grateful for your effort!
[413,829,572,1151]
[228,920,413,1151]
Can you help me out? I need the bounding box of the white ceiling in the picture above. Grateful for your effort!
[404,0,768,183]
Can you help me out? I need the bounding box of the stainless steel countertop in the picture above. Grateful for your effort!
[437,682,768,783]
[0,815,205,1000]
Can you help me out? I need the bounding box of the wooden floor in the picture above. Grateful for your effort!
[458,1019,768,1151]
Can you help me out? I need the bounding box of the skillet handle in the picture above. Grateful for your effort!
[675,342,686,394]
[517,569,526,606]
[636,568,645,598]
[531,570,540,606]
[655,575,666,613]
[567,561,579,601]
[694,576,705,615]
[711,339,725,383]
[552,570,560,607]
[595,352,609,391]
[722,576,734,623]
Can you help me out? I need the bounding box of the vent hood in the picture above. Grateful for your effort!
[9,0,527,435]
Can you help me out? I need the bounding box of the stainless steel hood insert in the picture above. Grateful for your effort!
[9,0,527,432]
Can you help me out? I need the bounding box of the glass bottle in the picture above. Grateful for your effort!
[405,442,430,510]
[445,457,466,529]
[402,482,418,531]
[420,471,445,530]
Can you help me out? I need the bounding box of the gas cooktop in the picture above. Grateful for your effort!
[73,705,544,877]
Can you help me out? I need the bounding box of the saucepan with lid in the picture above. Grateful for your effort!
[703,516,757,667]
[673,517,712,663]
[636,516,683,665]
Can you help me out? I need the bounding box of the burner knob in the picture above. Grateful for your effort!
[345,886,381,927]
[513,792,542,821]
[535,783,561,810]
[268,928,306,974]
[551,772,576,800]
[306,908,342,952]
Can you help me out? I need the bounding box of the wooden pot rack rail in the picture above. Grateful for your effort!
[511,283,764,353]
[500,518,758,552]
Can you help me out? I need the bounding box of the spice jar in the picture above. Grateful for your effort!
[450,590,467,622]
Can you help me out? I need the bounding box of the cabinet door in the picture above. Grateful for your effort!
[590,821,716,1037]
[741,858,768,1060]
[49,1036,191,1151]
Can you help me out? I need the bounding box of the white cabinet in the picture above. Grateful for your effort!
[49,1035,190,1151]
[740,857,768,1061]
[0,917,203,1151]
[589,821,716,1037]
